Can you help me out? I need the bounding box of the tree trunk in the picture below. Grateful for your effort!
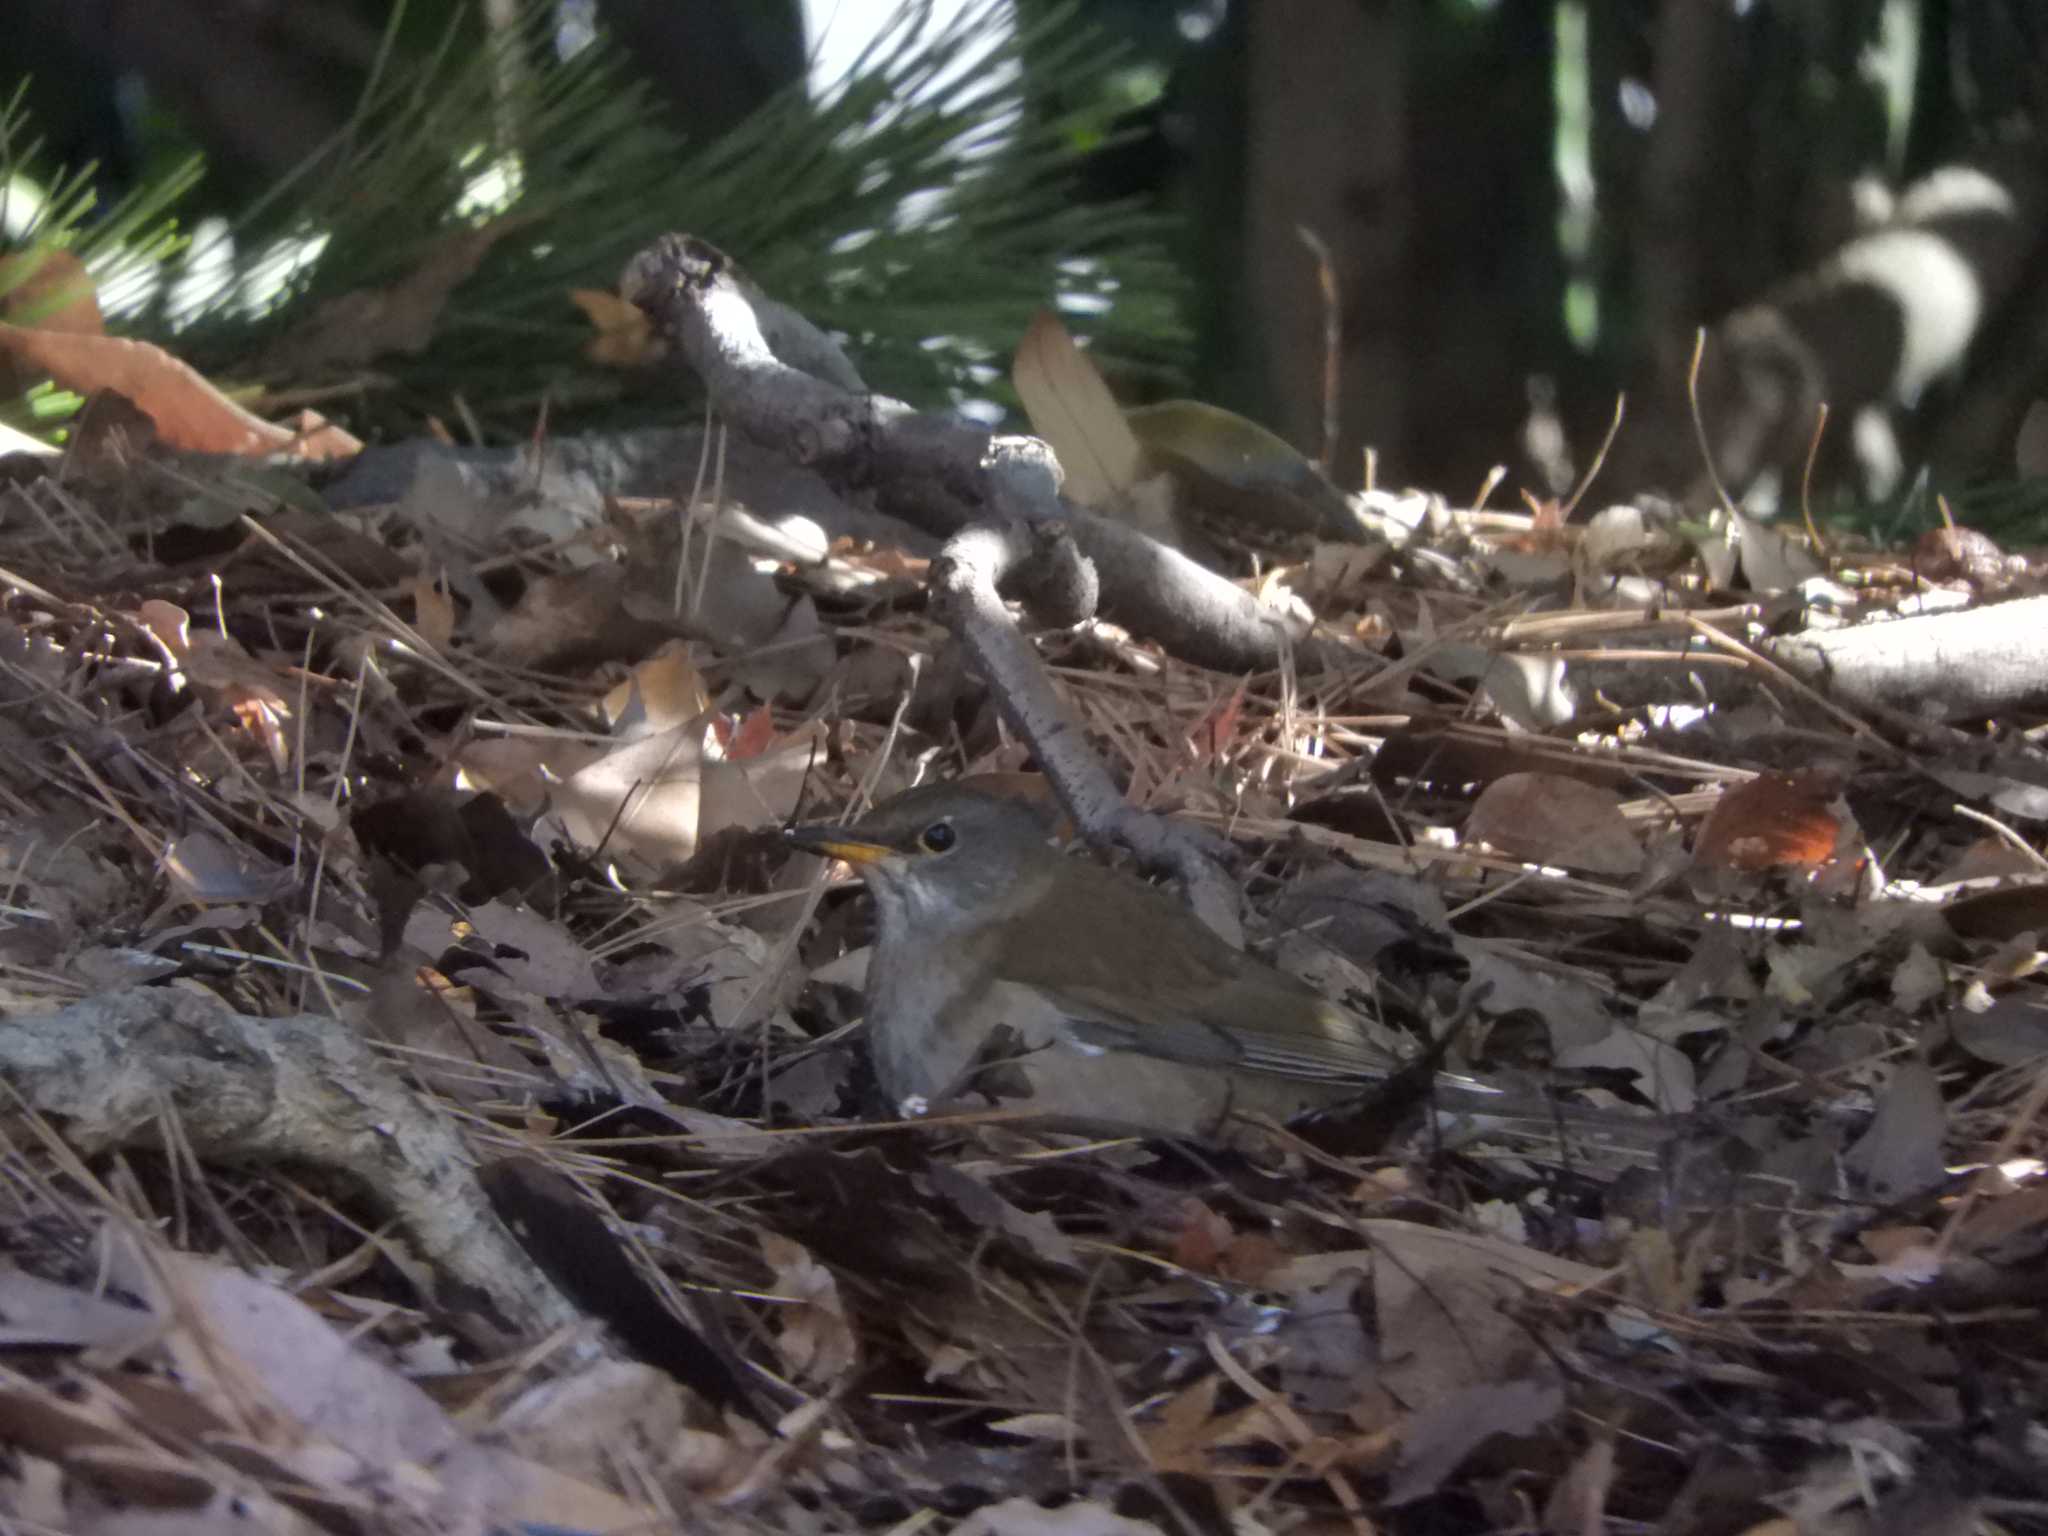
[1243,0,1412,485]
[1637,0,1741,393]
[1405,1,1563,497]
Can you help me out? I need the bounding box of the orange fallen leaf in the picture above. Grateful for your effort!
[725,702,777,761]
[1187,680,1248,763]
[1693,771,1842,872]
[569,287,663,368]
[0,323,361,460]
[602,645,709,735]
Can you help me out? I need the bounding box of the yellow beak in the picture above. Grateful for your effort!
[784,825,893,866]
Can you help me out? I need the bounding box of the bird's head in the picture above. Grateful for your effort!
[785,782,1060,926]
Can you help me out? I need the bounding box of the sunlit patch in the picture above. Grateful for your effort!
[455,150,525,221]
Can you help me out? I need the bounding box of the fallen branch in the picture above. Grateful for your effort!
[0,986,576,1335]
[1764,595,2048,722]
[618,234,1333,677]
[621,233,1308,904]
[941,441,1238,926]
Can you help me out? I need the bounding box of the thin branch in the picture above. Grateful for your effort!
[620,233,1335,677]
[622,233,1285,913]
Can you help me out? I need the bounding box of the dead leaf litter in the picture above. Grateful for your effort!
[0,419,2043,1533]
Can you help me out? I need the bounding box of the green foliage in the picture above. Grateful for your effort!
[1804,468,2048,549]
[0,81,203,435]
[0,80,202,316]
[134,0,1188,438]
[1914,477,2048,546]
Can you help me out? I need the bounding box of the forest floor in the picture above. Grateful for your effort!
[0,414,2045,1536]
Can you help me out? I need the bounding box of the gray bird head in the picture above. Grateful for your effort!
[785,783,1060,933]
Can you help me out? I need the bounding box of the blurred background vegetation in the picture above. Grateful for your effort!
[5,0,2048,529]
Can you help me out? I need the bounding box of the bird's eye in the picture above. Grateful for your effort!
[918,820,956,853]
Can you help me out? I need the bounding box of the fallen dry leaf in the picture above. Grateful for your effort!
[1693,771,1844,872]
[256,214,534,375]
[724,701,778,761]
[0,246,102,334]
[1465,770,1644,876]
[759,1232,856,1385]
[602,644,709,736]
[0,324,361,459]
[1389,1374,1565,1504]
[569,286,664,368]
[548,721,705,868]
[1011,307,1142,510]
[410,571,456,651]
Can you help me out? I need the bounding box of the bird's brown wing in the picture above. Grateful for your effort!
[1052,977,1398,1081]
[999,859,1398,1082]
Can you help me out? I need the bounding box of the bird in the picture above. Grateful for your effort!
[784,781,1467,1141]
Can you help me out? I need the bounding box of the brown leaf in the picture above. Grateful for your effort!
[1465,771,1643,876]
[278,407,363,458]
[256,214,533,374]
[135,598,289,705]
[0,1269,153,1351]
[110,1241,465,1470]
[0,324,361,459]
[1844,1061,1947,1203]
[549,723,705,867]
[63,389,158,470]
[1141,1373,1223,1469]
[1011,307,1142,509]
[483,564,685,672]
[0,246,102,333]
[760,1232,856,1385]
[725,701,778,761]
[1186,680,1247,763]
[1693,771,1843,872]
[1943,877,2048,941]
[1388,1375,1565,1504]
[133,598,294,772]
[952,1498,1182,1536]
[162,830,293,905]
[1936,835,2042,885]
[346,968,533,1103]
[602,644,709,735]
[452,735,561,816]
[1947,990,2048,1064]
[923,1163,1081,1271]
[1167,1198,1284,1282]
[1731,507,1824,591]
[410,572,456,651]
[1168,1198,1233,1273]
[699,731,820,845]
[1913,524,2013,591]
[1954,1180,2048,1253]
[569,286,663,368]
